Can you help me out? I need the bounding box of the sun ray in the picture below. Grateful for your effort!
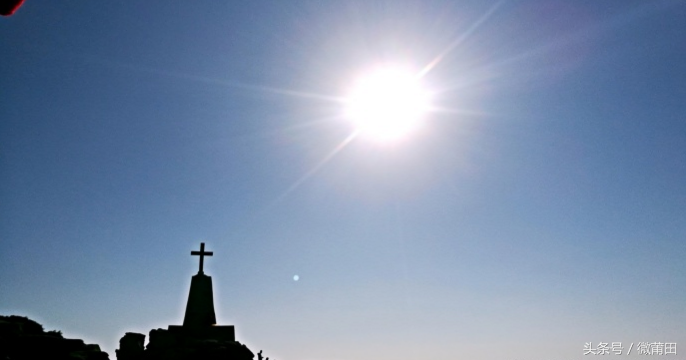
[430,106,495,118]
[269,131,360,206]
[244,85,343,103]
[418,0,505,78]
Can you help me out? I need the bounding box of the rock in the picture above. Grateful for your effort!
[115,332,145,360]
[147,329,175,351]
[0,316,43,337]
[0,315,110,360]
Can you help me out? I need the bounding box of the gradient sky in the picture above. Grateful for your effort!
[2,1,685,360]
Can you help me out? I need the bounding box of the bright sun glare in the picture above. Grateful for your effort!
[345,66,431,142]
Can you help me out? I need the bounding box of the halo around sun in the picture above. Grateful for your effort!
[345,65,431,143]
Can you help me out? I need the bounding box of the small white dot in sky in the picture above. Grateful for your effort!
[293,275,299,281]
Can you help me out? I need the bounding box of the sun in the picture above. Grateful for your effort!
[345,65,431,142]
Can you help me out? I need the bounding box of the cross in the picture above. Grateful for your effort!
[191,242,213,274]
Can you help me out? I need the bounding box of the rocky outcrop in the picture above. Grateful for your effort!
[116,328,254,360]
[0,315,109,360]
[116,332,146,360]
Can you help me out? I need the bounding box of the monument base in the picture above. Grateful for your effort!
[167,325,235,342]
[118,326,251,360]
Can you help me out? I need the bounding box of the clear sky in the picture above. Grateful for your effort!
[1,1,685,359]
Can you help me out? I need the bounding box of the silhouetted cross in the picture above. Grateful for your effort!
[191,242,213,274]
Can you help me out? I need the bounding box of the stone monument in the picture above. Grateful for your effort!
[116,243,253,360]
[167,242,235,341]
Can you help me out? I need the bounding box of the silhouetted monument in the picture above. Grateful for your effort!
[116,243,254,360]
[168,242,235,340]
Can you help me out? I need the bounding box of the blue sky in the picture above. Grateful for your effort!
[1,1,685,359]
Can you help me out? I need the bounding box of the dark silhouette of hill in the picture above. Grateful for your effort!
[2,244,267,360]
[0,315,109,360]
